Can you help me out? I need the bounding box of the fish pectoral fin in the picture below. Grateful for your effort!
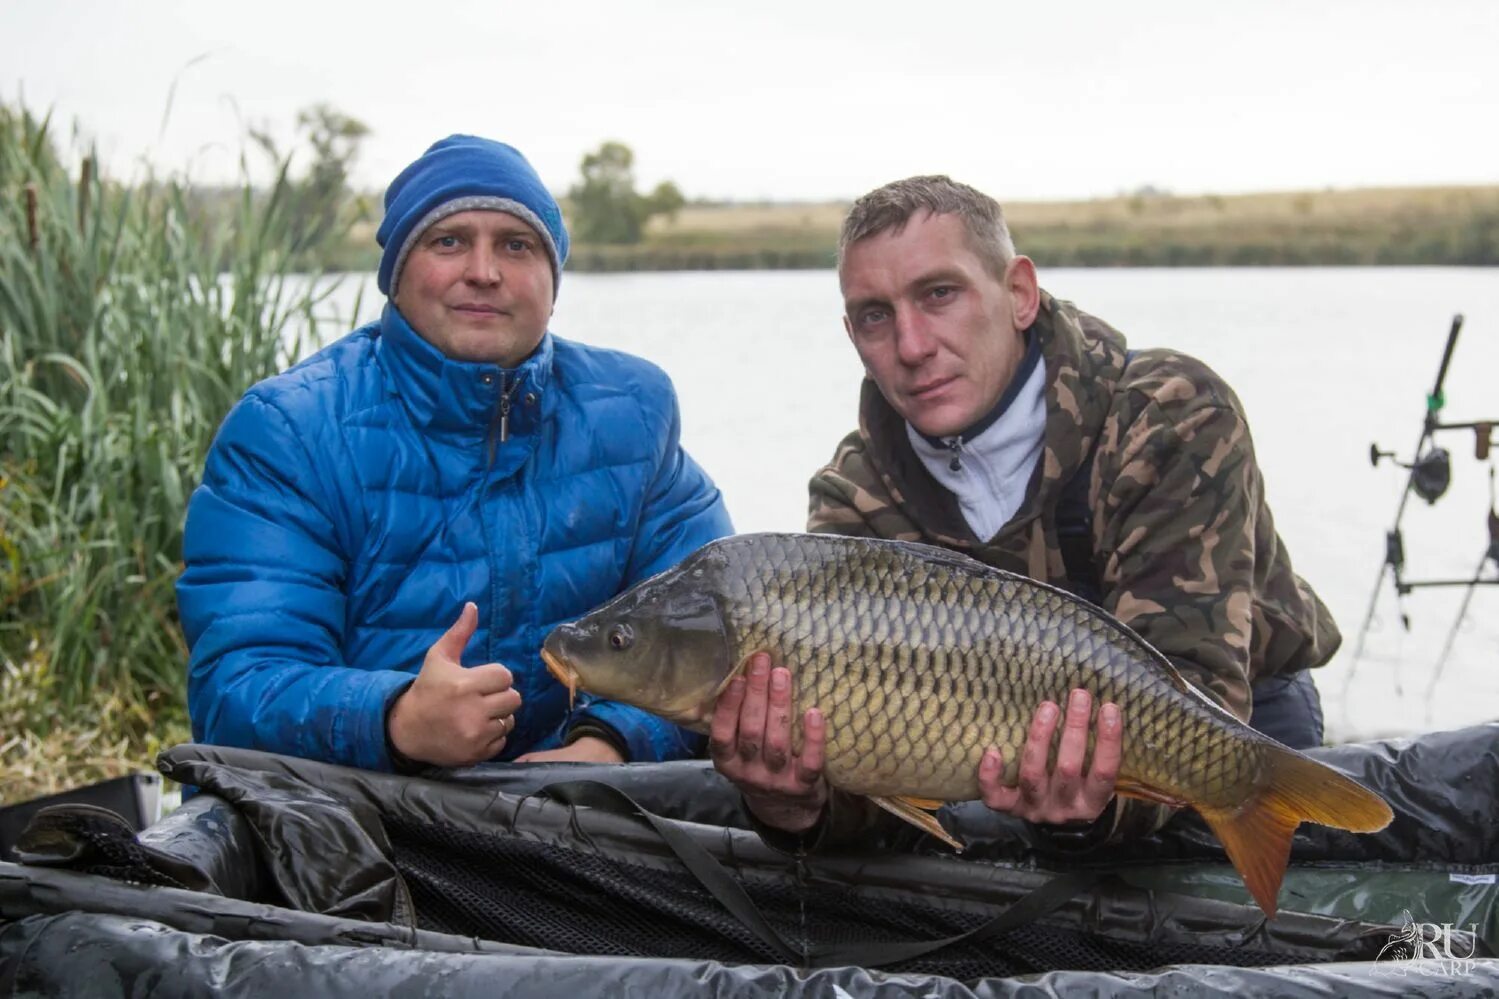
[712,652,762,700]
[895,795,945,811]
[1113,778,1189,809]
[1198,745,1395,921]
[869,795,963,851]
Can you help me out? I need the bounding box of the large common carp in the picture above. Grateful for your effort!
[541,533,1392,917]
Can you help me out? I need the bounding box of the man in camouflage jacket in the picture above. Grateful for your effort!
[806,291,1338,725]
[711,175,1339,846]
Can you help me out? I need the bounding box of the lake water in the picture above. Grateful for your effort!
[306,268,1499,742]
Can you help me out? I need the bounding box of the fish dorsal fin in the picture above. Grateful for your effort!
[1149,656,1246,722]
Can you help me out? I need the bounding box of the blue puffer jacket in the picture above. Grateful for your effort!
[178,305,733,770]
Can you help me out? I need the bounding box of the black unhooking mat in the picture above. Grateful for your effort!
[383,809,1297,978]
[3,725,1499,996]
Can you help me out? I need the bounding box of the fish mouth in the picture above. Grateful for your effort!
[540,648,579,710]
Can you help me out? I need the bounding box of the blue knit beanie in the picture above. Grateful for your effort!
[376,135,569,298]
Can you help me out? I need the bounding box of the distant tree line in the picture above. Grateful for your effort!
[566,140,685,244]
[165,122,1498,272]
[1011,216,1499,268]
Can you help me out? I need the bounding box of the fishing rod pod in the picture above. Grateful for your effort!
[1353,313,1499,679]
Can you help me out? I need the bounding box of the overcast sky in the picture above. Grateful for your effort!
[4,0,1496,202]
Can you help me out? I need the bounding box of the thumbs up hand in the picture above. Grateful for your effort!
[386,602,523,767]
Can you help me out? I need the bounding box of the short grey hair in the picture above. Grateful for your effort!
[838,175,1016,277]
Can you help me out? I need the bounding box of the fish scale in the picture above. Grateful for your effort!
[543,532,1394,918]
[709,534,1257,803]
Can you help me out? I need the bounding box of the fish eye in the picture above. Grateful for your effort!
[607,624,634,651]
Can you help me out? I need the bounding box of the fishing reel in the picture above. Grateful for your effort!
[1369,445,1451,504]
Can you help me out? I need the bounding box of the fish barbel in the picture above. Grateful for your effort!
[541,532,1392,917]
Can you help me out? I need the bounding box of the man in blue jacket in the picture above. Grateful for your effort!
[177,135,732,771]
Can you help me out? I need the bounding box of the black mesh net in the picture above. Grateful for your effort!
[386,815,1349,978]
[19,809,187,890]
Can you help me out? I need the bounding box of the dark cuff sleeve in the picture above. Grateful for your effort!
[746,790,888,855]
[566,720,631,762]
[382,679,425,776]
[1030,798,1174,853]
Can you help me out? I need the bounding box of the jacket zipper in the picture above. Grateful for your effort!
[486,373,517,466]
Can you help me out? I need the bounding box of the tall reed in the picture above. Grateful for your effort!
[0,103,348,744]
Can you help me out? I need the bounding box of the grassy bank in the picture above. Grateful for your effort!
[1008,185,1499,266]
[557,185,1499,270]
[2,657,191,802]
[0,106,348,803]
[333,184,1499,272]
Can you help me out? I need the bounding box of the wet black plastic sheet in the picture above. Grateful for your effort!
[0,862,552,958]
[139,748,1408,966]
[3,723,1497,995]
[139,736,1498,952]
[16,756,411,926]
[4,911,1497,999]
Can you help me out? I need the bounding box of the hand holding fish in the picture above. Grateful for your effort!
[709,653,828,834]
[387,602,523,767]
[977,688,1123,825]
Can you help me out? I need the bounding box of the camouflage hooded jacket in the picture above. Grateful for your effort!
[807,291,1341,722]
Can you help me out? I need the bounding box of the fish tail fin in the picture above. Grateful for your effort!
[1198,746,1393,919]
